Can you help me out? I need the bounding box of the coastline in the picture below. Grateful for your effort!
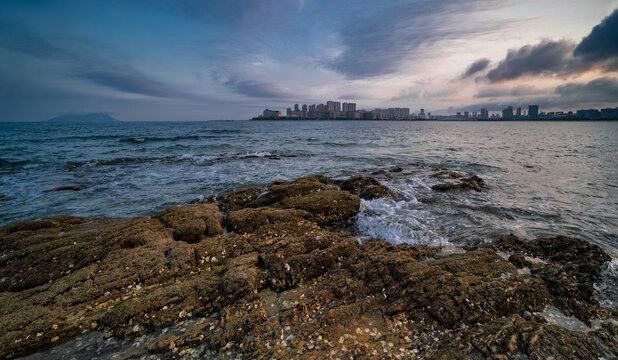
[1,173,616,359]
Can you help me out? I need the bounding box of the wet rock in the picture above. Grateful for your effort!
[0,175,614,360]
[0,194,11,201]
[247,176,331,208]
[491,234,613,322]
[276,189,360,225]
[226,207,312,234]
[340,176,390,199]
[153,204,223,243]
[432,175,486,192]
[218,187,264,213]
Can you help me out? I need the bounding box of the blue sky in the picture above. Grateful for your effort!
[1,0,617,120]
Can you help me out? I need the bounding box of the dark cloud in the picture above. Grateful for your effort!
[461,58,490,79]
[325,0,505,79]
[474,85,543,98]
[478,9,618,83]
[574,9,618,61]
[76,69,187,98]
[554,77,618,103]
[485,40,577,82]
[450,77,618,113]
[224,76,288,98]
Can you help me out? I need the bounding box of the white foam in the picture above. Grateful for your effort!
[356,198,450,246]
[594,258,618,312]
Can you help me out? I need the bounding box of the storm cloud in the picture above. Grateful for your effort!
[477,8,618,83]
[461,58,490,79]
[574,9,618,61]
[485,40,577,82]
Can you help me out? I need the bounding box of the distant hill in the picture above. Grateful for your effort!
[47,112,120,123]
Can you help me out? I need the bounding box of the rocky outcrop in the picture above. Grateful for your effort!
[153,203,224,243]
[0,175,615,359]
[432,174,486,192]
[339,176,390,199]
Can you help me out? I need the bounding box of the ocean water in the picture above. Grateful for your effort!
[1,120,617,257]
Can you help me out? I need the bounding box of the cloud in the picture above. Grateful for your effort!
[461,58,490,79]
[324,0,505,79]
[76,69,188,98]
[485,40,577,82]
[554,77,618,103]
[574,9,618,62]
[479,9,618,83]
[450,77,618,112]
[474,85,544,98]
[0,31,64,59]
[391,87,455,101]
[223,76,288,98]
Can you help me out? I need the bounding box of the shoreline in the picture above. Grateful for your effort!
[1,173,617,359]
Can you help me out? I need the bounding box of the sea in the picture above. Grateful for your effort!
[1,120,617,307]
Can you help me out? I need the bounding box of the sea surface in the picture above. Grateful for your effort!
[1,120,617,305]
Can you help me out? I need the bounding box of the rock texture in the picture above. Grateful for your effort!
[0,175,615,359]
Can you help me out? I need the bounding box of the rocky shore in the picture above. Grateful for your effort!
[0,174,616,359]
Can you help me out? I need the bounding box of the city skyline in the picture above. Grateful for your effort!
[1,1,617,121]
[257,99,618,120]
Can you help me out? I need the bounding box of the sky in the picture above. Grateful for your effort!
[1,0,618,121]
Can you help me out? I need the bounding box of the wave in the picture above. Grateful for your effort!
[65,152,303,169]
[594,258,618,312]
[356,197,451,246]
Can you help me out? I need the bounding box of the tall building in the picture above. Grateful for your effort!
[262,109,281,118]
[502,106,513,120]
[326,101,336,112]
[516,107,521,118]
[529,105,539,119]
[480,108,489,119]
[294,104,299,112]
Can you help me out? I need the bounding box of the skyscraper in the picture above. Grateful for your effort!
[502,106,513,120]
[480,108,489,119]
[528,105,539,119]
[516,107,521,118]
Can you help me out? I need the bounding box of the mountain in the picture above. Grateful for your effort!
[46,112,120,123]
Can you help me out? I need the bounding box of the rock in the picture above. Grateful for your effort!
[218,187,264,213]
[491,234,612,322]
[432,175,486,192]
[248,176,331,208]
[276,189,360,224]
[153,204,223,243]
[0,175,614,360]
[339,176,390,199]
[226,207,312,234]
[0,194,11,201]
[390,167,403,173]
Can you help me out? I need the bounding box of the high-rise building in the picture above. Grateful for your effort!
[480,108,489,119]
[502,106,513,120]
[342,103,357,112]
[464,111,469,119]
[516,107,521,118]
[262,109,281,118]
[302,104,307,112]
[326,101,336,112]
[294,104,299,112]
[529,105,539,119]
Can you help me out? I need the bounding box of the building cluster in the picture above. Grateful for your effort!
[259,103,618,121]
[258,101,420,120]
[444,105,618,120]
